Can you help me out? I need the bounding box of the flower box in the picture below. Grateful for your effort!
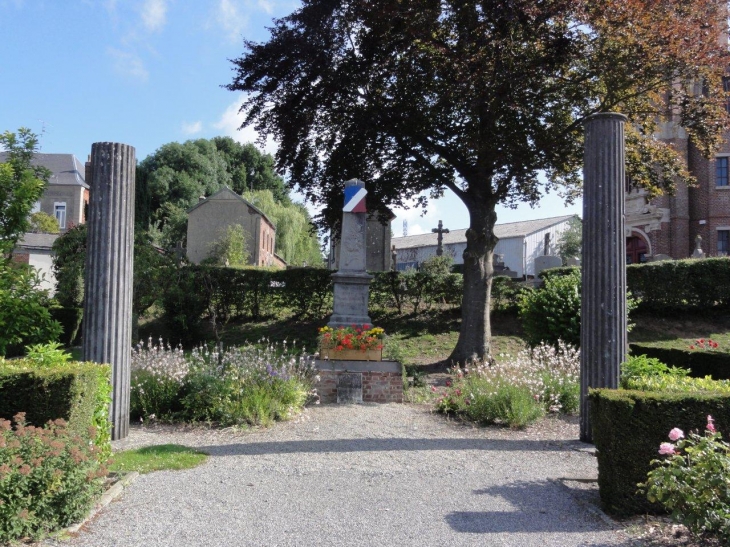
[320,347,383,361]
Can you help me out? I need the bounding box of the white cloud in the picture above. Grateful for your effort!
[141,0,168,32]
[257,0,274,14]
[181,121,203,135]
[107,47,149,82]
[215,96,278,155]
[214,0,249,43]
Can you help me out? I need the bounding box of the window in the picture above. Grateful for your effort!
[54,202,66,230]
[719,230,730,257]
[716,157,729,187]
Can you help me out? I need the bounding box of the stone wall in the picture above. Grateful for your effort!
[315,360,403,404]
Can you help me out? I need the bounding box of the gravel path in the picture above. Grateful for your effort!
[46,404,636,547]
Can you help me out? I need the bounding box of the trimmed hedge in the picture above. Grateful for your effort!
[0,360,112,460]
[540,258,730,313]
[590,388,730,516]
[630,344,730,380]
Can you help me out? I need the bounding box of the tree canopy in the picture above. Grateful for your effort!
[0,128,50,255]
[228,0,729,361]
[136,137,290,247]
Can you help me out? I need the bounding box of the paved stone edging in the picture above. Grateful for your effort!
[65,472,139,534]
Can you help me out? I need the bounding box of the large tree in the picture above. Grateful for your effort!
[227,0,729,361]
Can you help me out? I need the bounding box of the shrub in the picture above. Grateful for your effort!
[0,263,61,357]
[620,354,689,388]
[642,417,730,543]
[491,276,528,314]
[0,413,106,543]
[589,388,730,516]
[629,343,730,381]
[130,338,189,420]
[0,357,112,464]
[519,270,581,347]
[436,341,580,428]
[130,339,318,427]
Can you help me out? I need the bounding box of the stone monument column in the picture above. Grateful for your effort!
[580,113,628,443]
[329,179,372,328]
[82,142,135,441]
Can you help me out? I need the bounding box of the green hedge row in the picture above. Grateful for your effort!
[0,361,112,459]
[590,388,730,516]
[541,257,730,312]
[630,344,730,380]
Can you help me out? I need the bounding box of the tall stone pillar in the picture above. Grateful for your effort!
[82,142,135,441]
[329,179,372,328]
[580,113,628,443]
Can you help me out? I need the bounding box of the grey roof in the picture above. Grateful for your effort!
[0,152,88,189]
[17,232,60,250]
[186,187,277,231]
[392,214,577,250]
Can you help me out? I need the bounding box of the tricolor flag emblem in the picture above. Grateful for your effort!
[343,186,367,213]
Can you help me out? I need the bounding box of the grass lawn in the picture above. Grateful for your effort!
[109,444,208,475]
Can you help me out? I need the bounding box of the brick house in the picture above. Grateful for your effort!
[186,187,286,268]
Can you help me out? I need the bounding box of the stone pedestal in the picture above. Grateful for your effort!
[82,142,135,441]
[314,360,403,404]
[580,113,628,443]
[329,179,372,328]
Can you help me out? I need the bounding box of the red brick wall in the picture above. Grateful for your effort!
[316,370,403,404]
[11,252,29,264]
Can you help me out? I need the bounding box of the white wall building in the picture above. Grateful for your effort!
[392,214,577,278]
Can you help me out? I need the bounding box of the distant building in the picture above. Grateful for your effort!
[186,187,286,268]
[11,233,60,293]
[392,214,576,278]
[0,152,89,233]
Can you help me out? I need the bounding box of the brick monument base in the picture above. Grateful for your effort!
[314,360,403,404]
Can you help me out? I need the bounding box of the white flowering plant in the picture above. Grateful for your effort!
[130,338,318,426]
[641,416,730,543]
[435,340,580,428]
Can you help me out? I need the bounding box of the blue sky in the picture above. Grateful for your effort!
[0,0,581,236]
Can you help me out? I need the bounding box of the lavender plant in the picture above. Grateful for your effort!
[436,340,580,428]
[130,338,317,426]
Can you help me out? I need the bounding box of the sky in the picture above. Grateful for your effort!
[0,0,582,236]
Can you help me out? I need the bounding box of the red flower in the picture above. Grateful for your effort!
[446,380,452,387]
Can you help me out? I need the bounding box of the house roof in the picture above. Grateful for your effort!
[0,152,88,189]
[392,214,577,250]
[17,232,60,251]
[186,187,277,231]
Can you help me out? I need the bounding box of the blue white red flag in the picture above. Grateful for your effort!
[343,186,367,213]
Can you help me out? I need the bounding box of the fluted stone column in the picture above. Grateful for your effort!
[580,113,628,443]
[82,142,135,441]
[329,179,372,328]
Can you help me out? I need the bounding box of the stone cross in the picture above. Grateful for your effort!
[82,142,135,441]
[580,113,628,443]
[328,179,373,328]
[431,220,450,257]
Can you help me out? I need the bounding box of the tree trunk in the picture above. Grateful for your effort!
[449,200,498,363]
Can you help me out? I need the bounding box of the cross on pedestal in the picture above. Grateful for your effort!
[431,220,450,257]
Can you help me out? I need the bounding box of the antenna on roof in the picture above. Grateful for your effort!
[37,120,51,151]
[402,220,408,237]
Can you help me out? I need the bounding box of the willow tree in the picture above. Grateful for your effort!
[227,0,728,362]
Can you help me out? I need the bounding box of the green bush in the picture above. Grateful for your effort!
[642,419,730,543]
[541,258,730,313]
[436,341,580,428]
[131,339,317,427]
[0,263,61,357]
[518,270,581,347]
[0,358,112,463]
[589,388,730,516]
[620,354,689,388]
[0,413,106,543]
[629,343,730,380]
[491,276,529,313]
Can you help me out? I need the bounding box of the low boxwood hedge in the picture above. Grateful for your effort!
[630,344,730,380]
[590,388,730,516]
[0,360,112,459]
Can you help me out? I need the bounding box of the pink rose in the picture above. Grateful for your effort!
[668,428,684,442]
[658,442,676,455]
[707,415,716,433]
